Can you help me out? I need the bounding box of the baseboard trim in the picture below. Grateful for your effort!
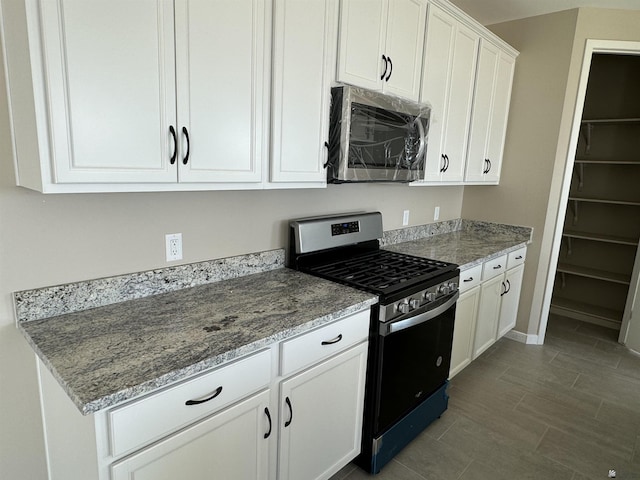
[504,330,539,345]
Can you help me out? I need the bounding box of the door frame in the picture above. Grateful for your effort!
[536,39,640,344]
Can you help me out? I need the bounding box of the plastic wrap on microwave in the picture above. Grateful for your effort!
[326,85,431,183]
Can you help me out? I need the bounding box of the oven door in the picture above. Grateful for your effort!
[374,292,458,435]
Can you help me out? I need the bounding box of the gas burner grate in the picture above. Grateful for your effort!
[306,250,453,295]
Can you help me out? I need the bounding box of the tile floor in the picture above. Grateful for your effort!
[331,315,640,480]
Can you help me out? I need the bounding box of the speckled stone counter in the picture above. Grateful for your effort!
[17,261,376,415]
[383,220,533,269]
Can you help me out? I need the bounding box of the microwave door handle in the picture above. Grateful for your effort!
[417,118,426,162]
[381,292,459,336]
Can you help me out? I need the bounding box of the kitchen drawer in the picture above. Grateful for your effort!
[458,264,482,293]
[280,309,369,376]
[482,254,508,281]
[108,349,271,458]
[507,247,526,268]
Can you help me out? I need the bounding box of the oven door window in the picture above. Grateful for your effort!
[376,304,455,434]
[348,103,427,172]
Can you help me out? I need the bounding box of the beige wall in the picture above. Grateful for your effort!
[462,7,640,339]
[0,36,464,479]
[462,9,580,336]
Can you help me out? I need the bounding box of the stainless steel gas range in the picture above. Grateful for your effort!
[288,212,459,474]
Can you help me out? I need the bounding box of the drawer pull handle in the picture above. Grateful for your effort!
[463,277,473,282]
[185,385,223,406]
[264,407,272,439]
[516,255,523,260]
[493,265,502,270]
[285,397,293,427]
[321,334,343,346]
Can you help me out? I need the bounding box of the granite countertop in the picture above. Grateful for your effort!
[19,267,377,415]
[382,220,533,270]
[15,220,532,416]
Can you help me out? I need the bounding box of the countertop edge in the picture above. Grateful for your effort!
[25,296,378,415]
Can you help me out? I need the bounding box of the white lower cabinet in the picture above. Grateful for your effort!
[473,248,526,359]
[278,342,368,480]
[450,285,480,378]
[450,263,481,378]
[111,390,271,480]
[37,308,370,480]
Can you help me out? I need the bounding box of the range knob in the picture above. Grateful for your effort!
[409,298,421,309]
[438,284,450,295]
[396,300,410,314]
[448,281,458,292]
[424,291,437,302]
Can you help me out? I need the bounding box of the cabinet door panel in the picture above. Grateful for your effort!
[474,273,503,358]
[421,4,456,181]
[337,0,386,90]
[451,286,480,377]
[175,0,268,183]
[40,0,177,183]
[484,52,515,183]
[278,343,367,480]
[440,23,478,182]
[383,0,426,101]
[498,264,524,338]
[465,40,498,182]
[270,0,337,183]
[111,390,270,480]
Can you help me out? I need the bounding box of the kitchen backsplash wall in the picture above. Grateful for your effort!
[0,30,462,476]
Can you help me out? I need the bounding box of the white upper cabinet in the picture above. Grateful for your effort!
[269,0,338,185]
[337,0,427,101]
[27,0,178,186]
[420,3,478,182]
[1,0,270,192]
[465,39,516,184]
[175,0,269,184]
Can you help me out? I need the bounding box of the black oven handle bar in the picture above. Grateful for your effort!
[380,292,459,337]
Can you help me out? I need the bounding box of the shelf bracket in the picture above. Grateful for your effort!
[568,199,579,225]
[566,236,573,256]
[574,163,584,191]
[580,122,593,155]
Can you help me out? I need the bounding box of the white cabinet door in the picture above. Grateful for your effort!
[337,0,426,101]
[420,4,478,182]
[38,0,177,184]
[450,285,480,378]
[337,0,387,91]
[270,0,338,184]
[474,273,503,358]
[465,40,515,184]
[111,390,271,480]
[383,0,427,101]
[497,264,524,338]
[278,343,367,480]
[175,0,269,183]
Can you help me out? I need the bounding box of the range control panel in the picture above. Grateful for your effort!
[331,221,360,236]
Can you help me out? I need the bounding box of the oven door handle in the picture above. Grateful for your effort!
[381,292,459,336]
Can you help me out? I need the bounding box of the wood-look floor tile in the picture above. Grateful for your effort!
[449,393,548,452]
[393,428,473,480]
[342,460,428,480]
[438,415,573,479]
[597,401,640,435]
[545,336,622,368]
[517,392,637,459]
[537,426,636,479]
[573,371,640,415]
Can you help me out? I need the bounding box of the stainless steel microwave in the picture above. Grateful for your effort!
[326,85,430,183]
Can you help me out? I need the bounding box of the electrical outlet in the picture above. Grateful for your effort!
[165,233,183,262]
[434,206,440,221]
[402,210,410,226]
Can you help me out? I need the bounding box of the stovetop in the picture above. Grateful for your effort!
[299,249,457,298]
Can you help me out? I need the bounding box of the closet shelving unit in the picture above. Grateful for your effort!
[551,55,640,331]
